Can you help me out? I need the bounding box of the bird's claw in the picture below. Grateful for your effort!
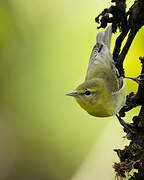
[123,73,144,84]
[116,114,137,135]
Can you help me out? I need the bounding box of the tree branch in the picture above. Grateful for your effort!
[95,0,144,179]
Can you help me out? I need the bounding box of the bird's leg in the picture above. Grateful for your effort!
[116,114,137,135]
[122,73,144,84]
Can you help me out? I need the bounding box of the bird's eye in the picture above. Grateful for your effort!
[85,90,91,95]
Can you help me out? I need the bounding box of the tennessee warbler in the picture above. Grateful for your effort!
[67,25,126,117]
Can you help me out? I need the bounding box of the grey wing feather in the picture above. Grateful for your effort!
[86,25,113,76]
[85,25,123,91]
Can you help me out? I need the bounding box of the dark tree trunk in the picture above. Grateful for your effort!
[95,0,144,179]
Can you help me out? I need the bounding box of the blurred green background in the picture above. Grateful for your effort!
[0,0,143,180]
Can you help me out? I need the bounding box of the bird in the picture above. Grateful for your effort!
[66,25,126,117]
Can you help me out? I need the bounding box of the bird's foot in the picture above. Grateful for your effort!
[123,73,144,84]
[116,114,137,137]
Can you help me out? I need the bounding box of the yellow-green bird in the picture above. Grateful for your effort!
[67,25,126,117]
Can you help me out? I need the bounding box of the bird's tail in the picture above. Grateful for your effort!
[96,25,112,50]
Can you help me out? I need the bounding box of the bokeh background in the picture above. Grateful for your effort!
[0,0,143,180]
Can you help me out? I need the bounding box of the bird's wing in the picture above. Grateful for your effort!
[85,25,123,92]
[112,79,126,112]
[86,25,113,75]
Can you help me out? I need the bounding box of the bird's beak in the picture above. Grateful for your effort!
[66,91,78,97]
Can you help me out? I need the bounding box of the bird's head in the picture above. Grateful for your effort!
[66,78,113,117]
